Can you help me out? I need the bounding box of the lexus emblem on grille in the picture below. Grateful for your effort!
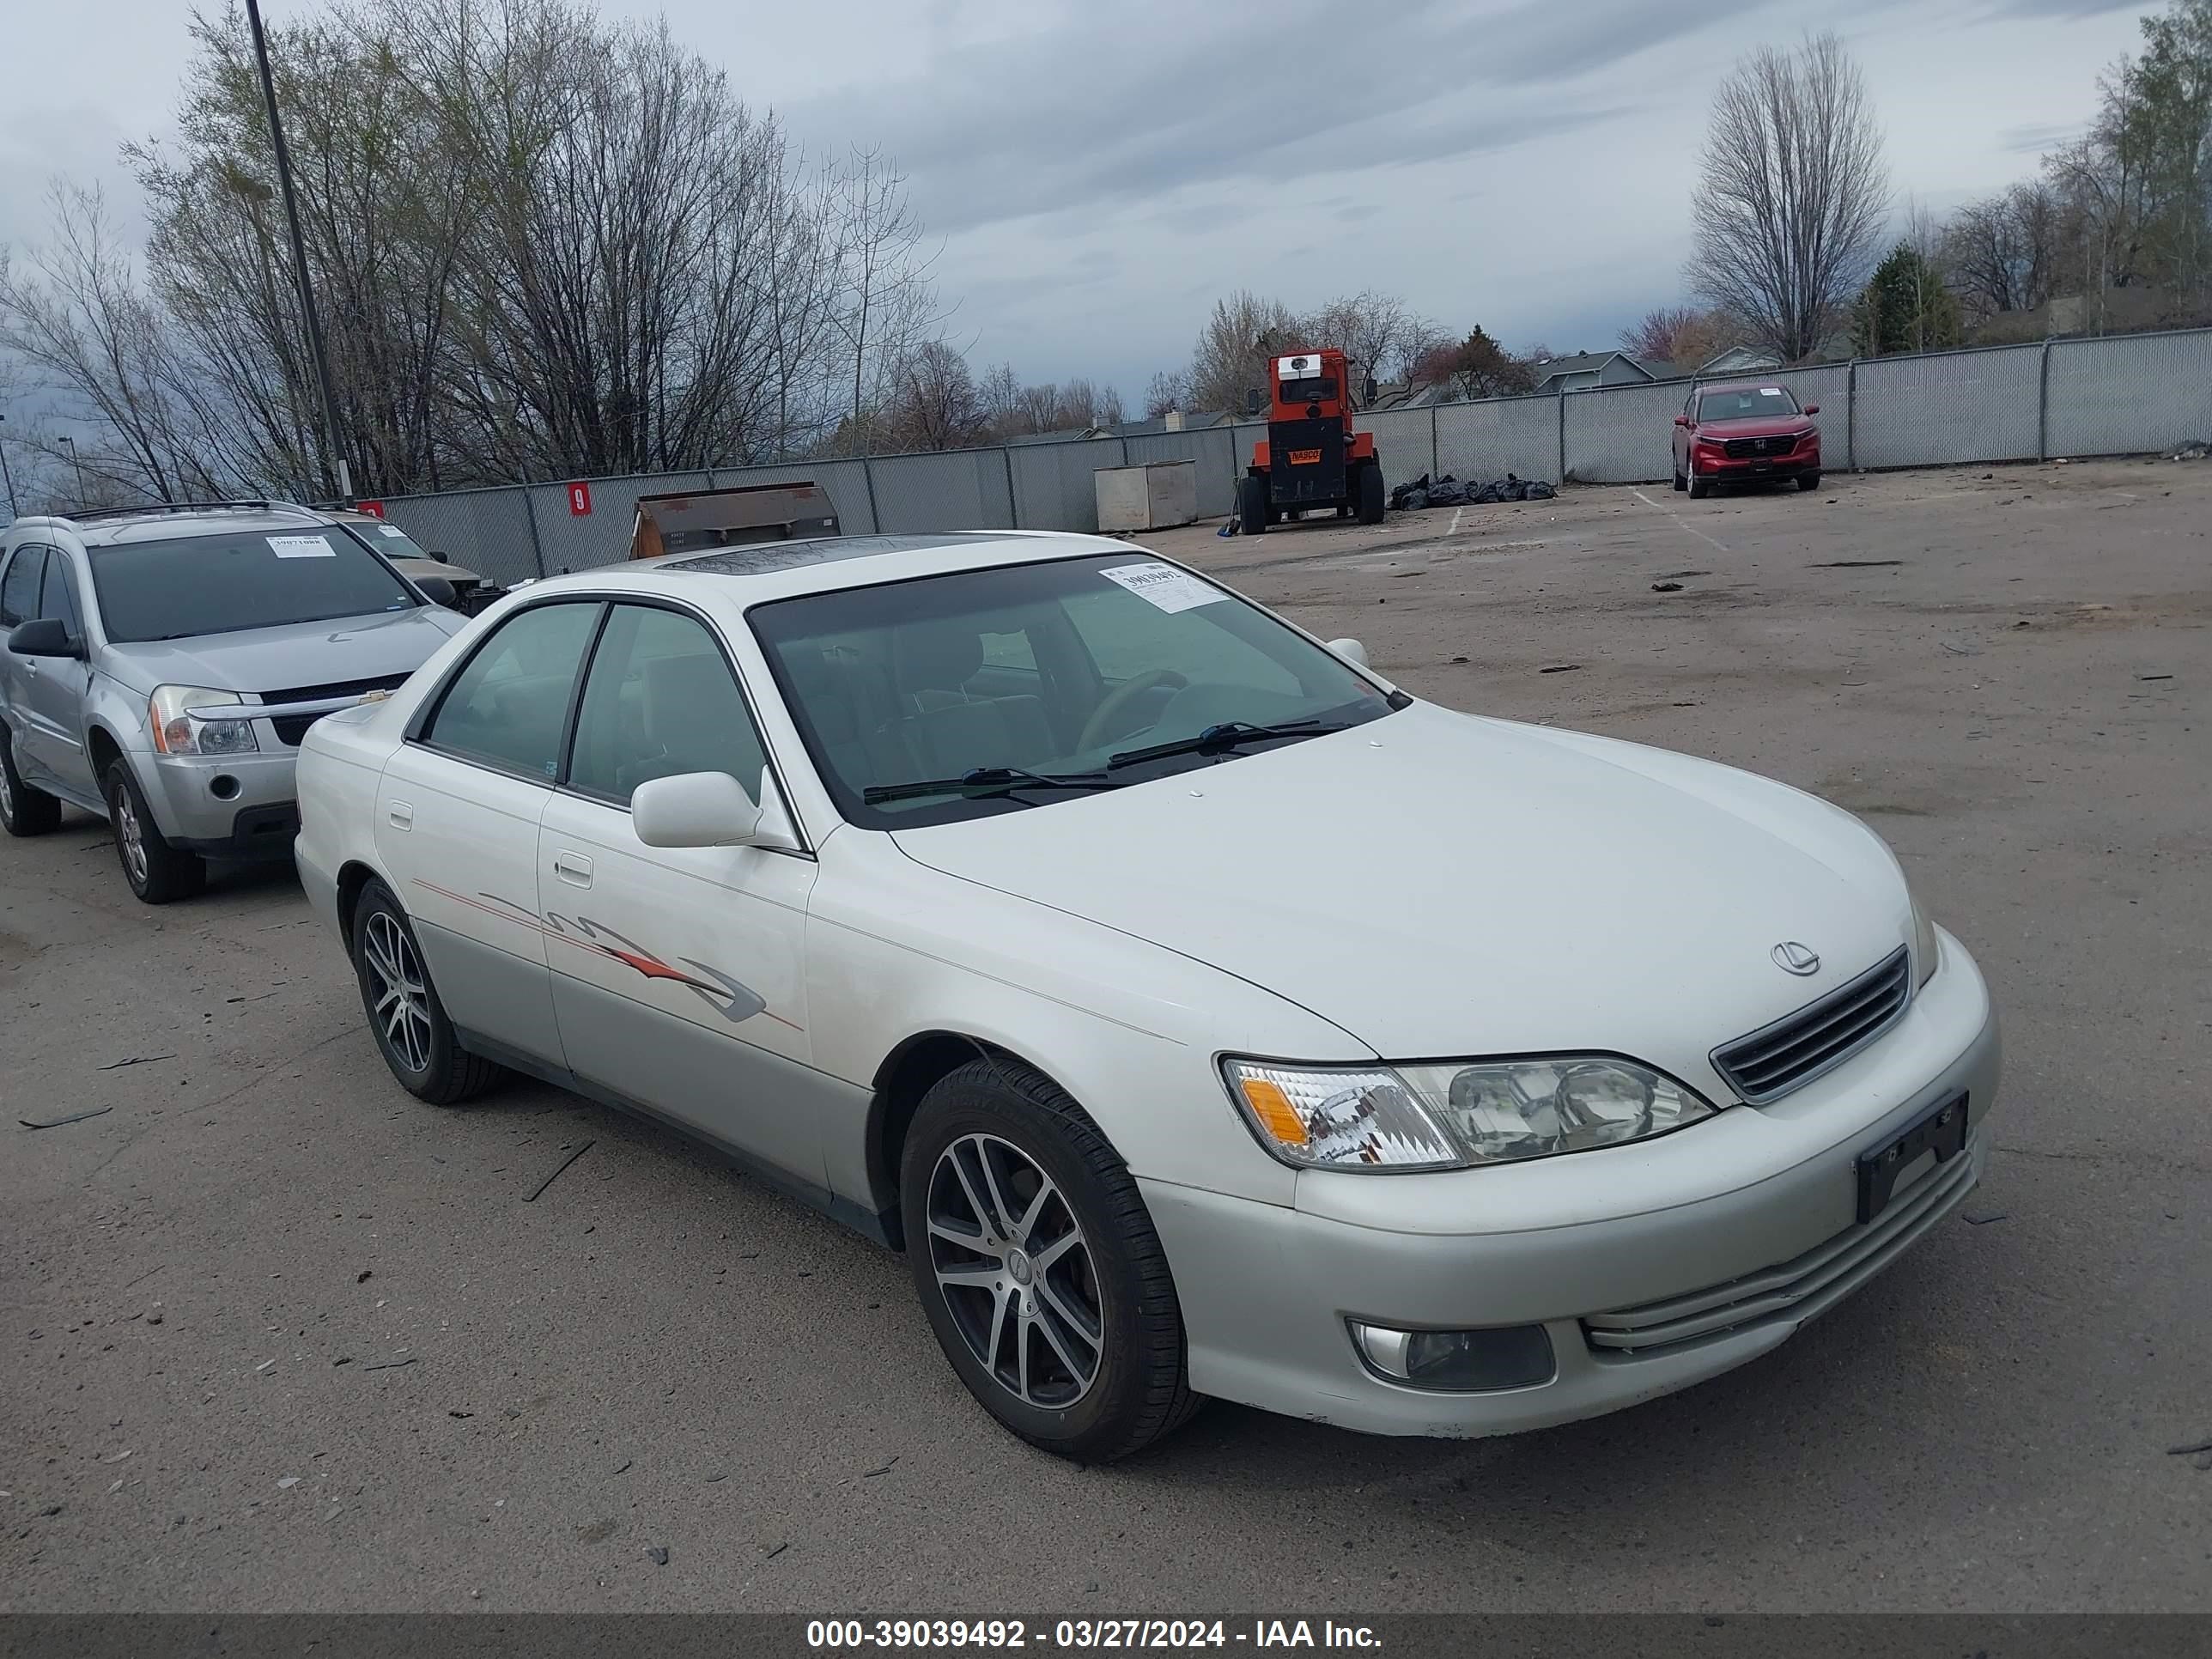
[1771,941,1821,976]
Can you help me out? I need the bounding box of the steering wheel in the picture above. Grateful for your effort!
[1077,669,1189,753]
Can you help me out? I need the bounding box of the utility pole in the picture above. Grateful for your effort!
[0,415,18,520]
[246,0,351,504]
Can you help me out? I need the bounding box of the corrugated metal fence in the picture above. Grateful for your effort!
[377,327,2212,580]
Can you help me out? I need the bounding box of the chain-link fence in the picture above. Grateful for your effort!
[374,325,2212,579]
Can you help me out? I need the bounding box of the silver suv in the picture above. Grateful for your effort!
[0,501,468,902]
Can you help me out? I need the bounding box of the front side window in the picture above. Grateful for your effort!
[751,553,1396,829]
[422,601,602,780]
[1,547,47,627]
[568,604,768,806]
[1697,386,1801,422]
[88,527,418,643]
[38,551,82,635]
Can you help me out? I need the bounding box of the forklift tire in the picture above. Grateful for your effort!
[1238,475,1268,537]
[1356,463,1386,526]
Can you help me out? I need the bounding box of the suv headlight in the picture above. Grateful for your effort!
[1224,1054,1717,1171]
[149,684,260,757]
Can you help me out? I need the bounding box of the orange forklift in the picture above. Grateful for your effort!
[1237,347,1386,534]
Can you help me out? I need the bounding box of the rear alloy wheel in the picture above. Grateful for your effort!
[103,762,204,903]
[349,880,502,1104]
[902,1057,1200,1462]
[1356,461,1387,524]
[1797,471,1822,492]
[0,726,63,836]
[1237,473,1268,536]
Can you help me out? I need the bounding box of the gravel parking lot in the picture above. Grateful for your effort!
[4,459,2208,1614]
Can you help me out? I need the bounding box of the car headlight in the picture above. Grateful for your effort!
[1224,1054,1717,1171]
[149,684,259,757]
[1910,890,1939,988]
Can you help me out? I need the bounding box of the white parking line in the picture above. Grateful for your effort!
[1448,505,1464,537]
[1632,489,1731,553]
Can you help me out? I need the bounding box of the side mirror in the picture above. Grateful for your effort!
[7,617,83,659]
[1673,414,1691,428]
[1245,388,1265,416]
[1803,403,1820,416]
[1327,636,1370,667]
[633,770,765,848]
[413,575,459,609]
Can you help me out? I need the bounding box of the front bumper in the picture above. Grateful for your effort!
[1693,447,1820,480]
[137,749,301,859]
[1146,928,1998,1437]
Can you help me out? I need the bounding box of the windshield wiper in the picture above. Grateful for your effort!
[1107,720,1344,771]
[863,765,1118,805]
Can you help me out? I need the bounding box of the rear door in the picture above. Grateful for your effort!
[535,599,823,1191]
[376,599,605,1066]
[19,547,97,798]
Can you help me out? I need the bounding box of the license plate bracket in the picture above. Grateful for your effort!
[1856,1091,1969,1224]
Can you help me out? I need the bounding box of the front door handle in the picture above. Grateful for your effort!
[386,800,414,830]
[552,850,593,888]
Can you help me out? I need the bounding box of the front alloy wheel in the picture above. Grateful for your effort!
[901,1057,1200,1462]
[927,1133,1103,1409]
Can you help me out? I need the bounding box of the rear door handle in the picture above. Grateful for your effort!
[552,850,593,888]
[386,800,413,830]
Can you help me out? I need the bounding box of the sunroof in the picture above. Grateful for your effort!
[669,532,1000,575]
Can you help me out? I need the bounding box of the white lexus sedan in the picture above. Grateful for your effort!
[295,530,1999,1462]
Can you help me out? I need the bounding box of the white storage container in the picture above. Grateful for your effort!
[1093,459,1199,532]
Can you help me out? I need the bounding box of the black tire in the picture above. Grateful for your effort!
[349,879,503,1104]
[1798,471,1822,492]
[1237,473,1268,537]
[103,761,204,903]
[1686,471,1712,500]
[902,1056,1201,1462]
[1356,460,1387,525]
[1672,465,1688,492]
[0,725,63,837]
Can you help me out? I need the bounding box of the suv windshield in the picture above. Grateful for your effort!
[750,552,1398,828]
[1698,386,1801,422]
[88,527,419,642]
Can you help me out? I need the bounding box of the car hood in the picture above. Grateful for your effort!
[888,702,1911,1078]
[100,605,467,696]
[1693,415,1818,440]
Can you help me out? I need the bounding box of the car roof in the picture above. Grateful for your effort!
[516,530,1144,607]
[11,502,338,549]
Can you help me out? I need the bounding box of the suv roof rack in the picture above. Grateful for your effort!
[64,499,314,523]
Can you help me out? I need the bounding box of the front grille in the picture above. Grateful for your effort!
[258,673,411,749]
[1711,945,1911,1103]
[1581,1138,1976,1359]
[1723,434,1798,458]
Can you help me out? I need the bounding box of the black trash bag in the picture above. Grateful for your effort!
[1472,480,1502,505]
[1427,478,1468,507]
[1401,488,1430,513]
[1389,472,1431,510]
[1524,478,1557,500]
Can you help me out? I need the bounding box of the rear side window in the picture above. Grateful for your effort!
[88,527,417,642]
[0,547,45,627]
[422,602,603,781]
[568,605,767,805]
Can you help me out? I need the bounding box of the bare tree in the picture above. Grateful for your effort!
[1182,289,1302,413]
[1688,32,1889,362]
[826,145,942,448]
[1142,368,1189,418]
[1303,290,1433,397]
[1943,182,2062,323]
[884,339,986,451]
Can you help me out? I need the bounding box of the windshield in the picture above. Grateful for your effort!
[1698,386,1801,422]
[750,552,1397,828]
[88,527,420,643]
[348,520,431,561]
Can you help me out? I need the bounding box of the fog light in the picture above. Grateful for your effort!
[1348,1321,1555,1392]
[210,774,240,800]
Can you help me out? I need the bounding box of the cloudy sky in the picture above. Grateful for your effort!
[0,0,2150,398]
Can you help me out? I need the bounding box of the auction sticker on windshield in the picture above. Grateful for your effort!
[1100,562,1222,615]
[267,535,336,558]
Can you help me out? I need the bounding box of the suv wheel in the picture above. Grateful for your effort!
[349,880,502,1103]
[901,1056,1201,1462]
[103,762,204,903]
[0,726,63,836]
